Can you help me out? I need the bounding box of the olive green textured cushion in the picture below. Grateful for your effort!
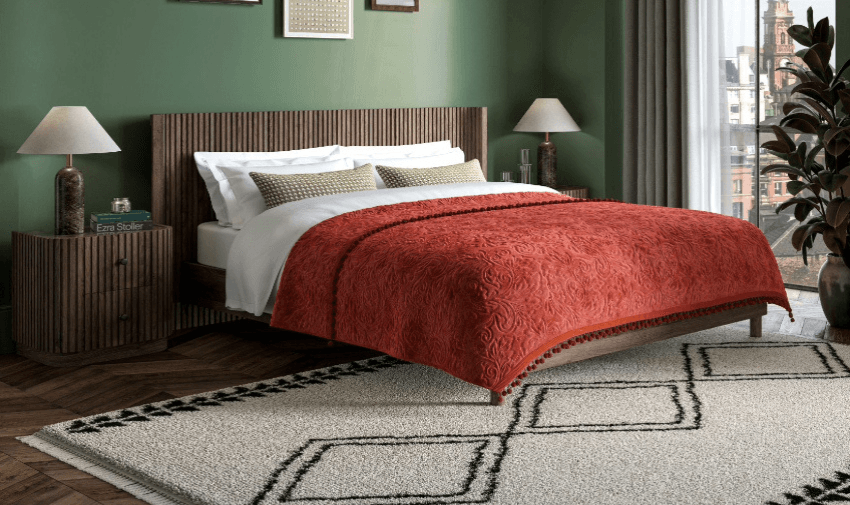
[376,159,486,188]
[249,163,377,209]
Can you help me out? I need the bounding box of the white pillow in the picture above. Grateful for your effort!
[194,145,340,225]
[353,148,466,189]
[217,157,353,229]
[338,140,452,157]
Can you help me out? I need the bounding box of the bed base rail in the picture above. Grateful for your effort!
[488,303,768,405]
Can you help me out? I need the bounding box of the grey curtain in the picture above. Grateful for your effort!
[624,0,686,207]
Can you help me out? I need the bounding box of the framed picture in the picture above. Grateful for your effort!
[371,0,419,12]
[284,0,353,39]
[182,0,261,4]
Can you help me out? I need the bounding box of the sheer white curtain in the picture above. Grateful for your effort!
[684,1,732,215]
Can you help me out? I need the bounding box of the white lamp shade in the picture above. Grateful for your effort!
[513,98,580,133]
[18,106,121,155]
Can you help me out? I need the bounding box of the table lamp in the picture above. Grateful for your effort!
[18,107,121,235]
[513,98,580,188]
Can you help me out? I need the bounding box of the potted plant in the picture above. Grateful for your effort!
[761,7,850,328]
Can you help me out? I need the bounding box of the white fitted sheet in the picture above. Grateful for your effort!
[197,222,278,314]
[197,222,240,270]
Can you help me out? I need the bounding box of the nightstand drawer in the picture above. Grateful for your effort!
[85,230,163,294]
[84,286,161,347]
[12,225,173,365]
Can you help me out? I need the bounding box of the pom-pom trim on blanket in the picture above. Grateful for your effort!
[492,295,793,402]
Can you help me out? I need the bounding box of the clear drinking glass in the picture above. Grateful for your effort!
[520,149,530,165]
[519,164,532,184]
[501,171,515,182]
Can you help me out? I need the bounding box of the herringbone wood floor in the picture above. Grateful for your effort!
[0,320,381,505]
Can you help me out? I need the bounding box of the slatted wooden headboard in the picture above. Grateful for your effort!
[151,107,488,300]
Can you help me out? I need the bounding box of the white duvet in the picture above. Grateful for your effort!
[225,182,560,316]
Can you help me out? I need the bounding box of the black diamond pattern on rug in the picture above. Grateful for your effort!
[252,434,504,505]
[685,342,850,382]
[514,380,701,434]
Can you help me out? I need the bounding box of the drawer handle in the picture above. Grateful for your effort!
[118,314,129,321]
[118,258,129,266]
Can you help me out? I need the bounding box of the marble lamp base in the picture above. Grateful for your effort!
[537,139,557,188]
[55,165,85,235]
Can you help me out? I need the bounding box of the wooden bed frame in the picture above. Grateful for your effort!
[150,107,767,406]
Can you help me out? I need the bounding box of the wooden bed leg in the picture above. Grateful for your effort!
[750,316,762,338]
[489,391,503,406]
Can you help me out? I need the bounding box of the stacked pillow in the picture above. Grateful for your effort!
[194,140,484,229]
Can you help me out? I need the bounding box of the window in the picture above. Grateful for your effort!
[714,0,837,288]
[732,202,744,219]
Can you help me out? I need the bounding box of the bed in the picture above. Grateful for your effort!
[151,107,791,405]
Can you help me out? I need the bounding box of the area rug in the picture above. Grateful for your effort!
[19,328,850,505]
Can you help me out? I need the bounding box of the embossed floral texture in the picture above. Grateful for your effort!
[270,193,791,391]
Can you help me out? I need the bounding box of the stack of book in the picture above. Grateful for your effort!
[90,210,153,234]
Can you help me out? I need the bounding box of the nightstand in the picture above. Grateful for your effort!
[554,185,590,198]
[11,225,173,366]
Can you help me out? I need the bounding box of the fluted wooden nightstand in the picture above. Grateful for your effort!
[11,225,173,366]
[554,186,590,198]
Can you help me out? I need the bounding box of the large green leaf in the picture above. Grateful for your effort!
[771,125,797,152]
[805,144,824,170]
[779,66,812,83]
[776,196,823,214]
[825,198,850,227]
[795,202,814,222]
[760,164,808,179]
[788,24,813,47]
[824,127,850,156]
[801,97,836,126]
[761,140,792,155]
[817,172,849,192]
[781,112,820,133]
[793,84,834,107]
[803,49,828,83]
[810,43,834,82]
[813,18,830,44]
[792,222,828,251]
[787,180,809,195]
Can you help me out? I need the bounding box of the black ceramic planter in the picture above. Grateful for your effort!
[818,255,850,329]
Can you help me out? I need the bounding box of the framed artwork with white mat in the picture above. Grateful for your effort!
[284,0,353,39]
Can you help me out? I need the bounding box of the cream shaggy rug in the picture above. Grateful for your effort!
[20,328,850,505]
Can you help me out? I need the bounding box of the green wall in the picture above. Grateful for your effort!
[0,0,628,354]
[541,0,622,201]
[0,0,552,353]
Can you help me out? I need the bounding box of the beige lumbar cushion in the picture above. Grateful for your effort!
[375,159,486,188]
[250,163,377,209]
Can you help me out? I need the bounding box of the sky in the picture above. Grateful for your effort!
[722,0,836,65]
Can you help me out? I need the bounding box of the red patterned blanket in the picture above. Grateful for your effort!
[270,192,791,392]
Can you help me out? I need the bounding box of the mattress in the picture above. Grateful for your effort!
[198,221,277,314]
[197,222,239,270]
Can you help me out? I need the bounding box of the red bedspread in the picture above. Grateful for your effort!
[270,192,791,392]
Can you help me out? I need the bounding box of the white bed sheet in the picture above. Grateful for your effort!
[197,222,240,270]
[226,182,560,316]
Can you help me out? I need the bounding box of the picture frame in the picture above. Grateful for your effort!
[371,0,419,12]
[182,0,261,4]
[284,0,353,39]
